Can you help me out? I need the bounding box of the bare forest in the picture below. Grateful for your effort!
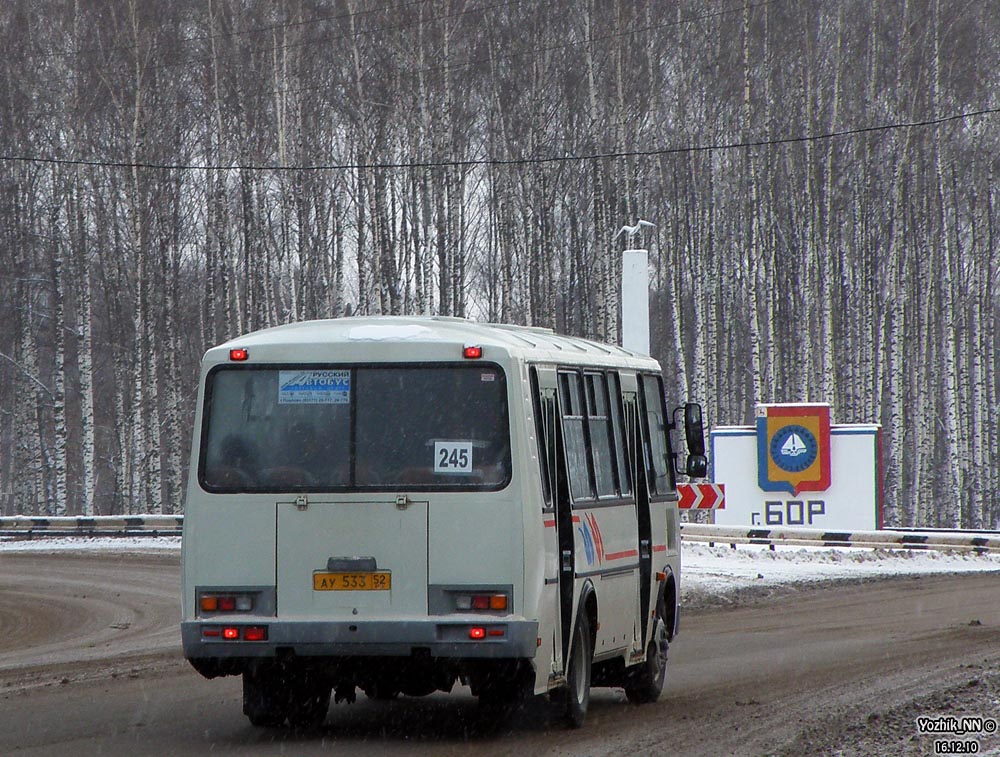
[0,0,997,527]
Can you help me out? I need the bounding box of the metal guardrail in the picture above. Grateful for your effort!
[0,515,183,537]
[680,523,1000,553]
[5,517,1000,553]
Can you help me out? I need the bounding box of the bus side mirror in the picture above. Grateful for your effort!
[684,403,705,456]
[672,402,708,479]
[686,454,707,479]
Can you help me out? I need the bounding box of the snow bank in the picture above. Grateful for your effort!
[681,542,1000,607]
[0,536,182,553]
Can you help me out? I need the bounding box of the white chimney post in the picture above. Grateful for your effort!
[621,249,650,355]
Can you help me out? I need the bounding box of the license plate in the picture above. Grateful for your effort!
[313,571,391,591]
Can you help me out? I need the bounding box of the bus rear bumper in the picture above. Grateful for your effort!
[181,618,539,660]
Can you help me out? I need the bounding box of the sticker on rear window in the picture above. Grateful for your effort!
[278,370,351,404]
[434,441,473,474]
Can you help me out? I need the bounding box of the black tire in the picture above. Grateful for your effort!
[477,662,534,719]
[624,594,669,704]
[286,679,331,729]
[563,612,592,728]
[363,683,399,701]
[243,672,289,728]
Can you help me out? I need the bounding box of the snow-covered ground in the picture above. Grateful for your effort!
[0,536,183,553]
[4,535,1000,607]
[682,541,1000,606]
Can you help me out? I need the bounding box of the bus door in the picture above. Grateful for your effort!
[635,373,674,649]
[531,367,569,676]
[613,373,651,652]
[624,379,653,649]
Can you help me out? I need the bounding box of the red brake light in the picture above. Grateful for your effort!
[471,595,490,610]
[463,345,482,359]
[230,348,249,361]
[469,627,486,640]
[223,627,240,640]
[219,596,236,611]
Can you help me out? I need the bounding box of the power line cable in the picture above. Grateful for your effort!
[2,106,995,172]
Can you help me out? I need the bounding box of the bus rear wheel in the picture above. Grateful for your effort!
[476,661,534,717]
[243,670,290,728]
[562,613,592,728]
[286,678,331,729]
[624,594,669,704]
[243,668,331,729]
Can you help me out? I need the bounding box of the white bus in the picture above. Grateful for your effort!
[181,316,705,728]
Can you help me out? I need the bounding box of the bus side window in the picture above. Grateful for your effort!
[530,368,554,508]
[558,371,595,501]
[638,374,675,495]
[608,372,632,497]
[584,373,617,498]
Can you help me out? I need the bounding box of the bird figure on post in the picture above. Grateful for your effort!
[614,219,655,247]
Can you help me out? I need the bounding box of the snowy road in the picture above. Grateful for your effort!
[2,547,1000,754]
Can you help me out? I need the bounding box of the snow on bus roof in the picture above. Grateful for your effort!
[214,316,652,364]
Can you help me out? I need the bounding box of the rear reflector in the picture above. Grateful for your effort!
[244,626,268,642]
[487,629,505,637]
[202,628,220,638]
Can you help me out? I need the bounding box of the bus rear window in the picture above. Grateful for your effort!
[199,364,510,492]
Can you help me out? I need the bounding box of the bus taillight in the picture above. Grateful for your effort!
[456,592,507,612]
[199,592,255,614]
[244,626,268,642]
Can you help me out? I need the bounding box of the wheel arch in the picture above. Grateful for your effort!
[659,565,679,640]
[572,580,598,657]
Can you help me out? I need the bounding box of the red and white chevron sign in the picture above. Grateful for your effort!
[677,483,726,509]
